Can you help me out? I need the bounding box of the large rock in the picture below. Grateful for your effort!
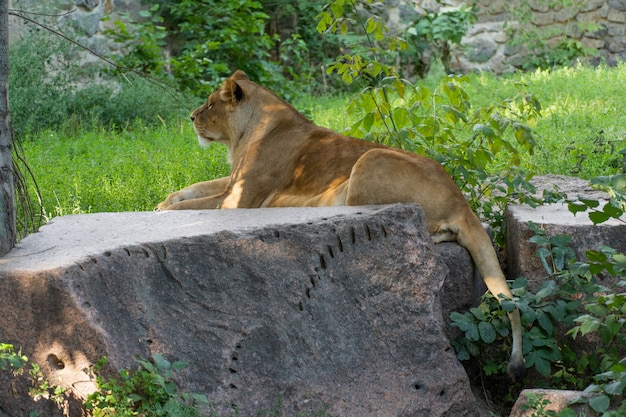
[0,204,485,417]
[507,203,626,290]
[506,175,625,291]
[509,389,596,417]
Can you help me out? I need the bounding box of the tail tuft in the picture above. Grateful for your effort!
[507,353,526,381]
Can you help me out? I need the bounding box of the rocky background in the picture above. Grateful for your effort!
[7,0,626,74]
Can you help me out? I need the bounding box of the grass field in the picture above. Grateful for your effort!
[18,64,625,227]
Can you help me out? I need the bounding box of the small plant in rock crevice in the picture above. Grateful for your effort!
[84,354,208,417]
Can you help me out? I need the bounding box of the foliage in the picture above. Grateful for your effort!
[567,175,626,225]
[0,344,66,411]
[504,0,600,70]
[102,5,168,75]
[317,0,541,244]
[85,354,208,417]
[405,5,476,75]
[450,175,626,414]
[103,0,340,98]
[8,28,188,137]
[0,343,28,372]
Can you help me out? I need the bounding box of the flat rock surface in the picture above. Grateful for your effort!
[0,206,373,271]
[0,204,484,417]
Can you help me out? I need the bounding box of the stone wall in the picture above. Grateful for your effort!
[7,0,626,74]
[457,0,626,72]
[8,0,140,66]
[387,0,626,73]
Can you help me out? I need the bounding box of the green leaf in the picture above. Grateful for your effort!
[578,198,600,208]
[567,202,588,214]
[586,250,608,263]
[529,235,549,246]
[579,316,601,335]
[478,321,496,343]
[586,303,607,316]
[589,211,610,225]
[470,307,486,321]
[549,234,572,247]
[537,311,554,335]
[603,380,625,395]
[501,299,517,313]
[588,394,610,413]
[603,202,623,218]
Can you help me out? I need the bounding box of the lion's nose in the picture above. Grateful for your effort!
[190,114,195,122]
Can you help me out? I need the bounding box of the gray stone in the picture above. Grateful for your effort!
[554,6,578,22]
[585,23,609,39]
[607,22,626,36]
[529,174,609,200]
[467,37,498,63]
[510,389,596,417]
[608,36,626,52]
[582,0,609,12]
[610,0,626,11]
[58,8,103,38]
[76,0,99,12]
[607,9,626,22]
[506,202,626,291]
[0,205,485,417]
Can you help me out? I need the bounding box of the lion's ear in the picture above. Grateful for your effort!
[231,70,249,81]
[219,79,244,104]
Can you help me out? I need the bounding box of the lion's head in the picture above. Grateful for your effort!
[190,70,248,149]
[190,71,308,160]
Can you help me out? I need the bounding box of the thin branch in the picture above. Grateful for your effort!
[8,9,184,104]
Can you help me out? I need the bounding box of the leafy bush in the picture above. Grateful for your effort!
[0,343,67,411]
[103,0,342,98]
[405,5,476,76]
[449,174,626,414]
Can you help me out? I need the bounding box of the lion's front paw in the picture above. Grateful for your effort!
[156,192,184,211]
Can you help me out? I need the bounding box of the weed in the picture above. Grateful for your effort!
[85,354,208,417]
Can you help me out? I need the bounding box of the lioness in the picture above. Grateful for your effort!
[158,70,525,379]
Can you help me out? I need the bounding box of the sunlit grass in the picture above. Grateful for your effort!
[21,119,229,218]
[464,63,626,178]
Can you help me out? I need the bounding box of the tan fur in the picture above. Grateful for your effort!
[158,70,525,378]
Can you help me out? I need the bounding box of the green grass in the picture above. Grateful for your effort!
[464,63,626,178]
[18,64,626,226]
[20,119,229,220]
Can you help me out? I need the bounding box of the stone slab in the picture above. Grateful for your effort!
[0,204,485,417]
[510,389,596,417]
[506,202,626,291]
[0,206,375,272]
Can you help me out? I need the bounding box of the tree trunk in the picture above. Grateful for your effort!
[0,0,16,255]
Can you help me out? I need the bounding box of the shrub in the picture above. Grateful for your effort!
[449,174,626,414]
[85,354,208,417]
[103,0,343,99]
[8,27,188,137]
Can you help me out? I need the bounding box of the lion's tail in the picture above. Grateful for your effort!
[457,214,525,380]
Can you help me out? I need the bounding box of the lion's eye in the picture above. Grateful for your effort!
[207,103,214,110]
